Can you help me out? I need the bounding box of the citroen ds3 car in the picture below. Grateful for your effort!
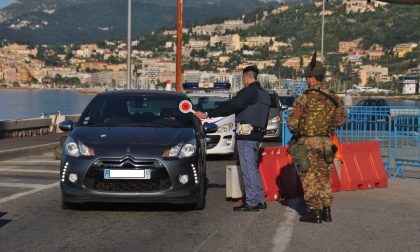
[59,90,217,210]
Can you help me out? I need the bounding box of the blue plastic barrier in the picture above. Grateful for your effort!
[393,114,420,177]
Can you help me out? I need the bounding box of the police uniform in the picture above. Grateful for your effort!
[207,81,270,210]
[287,58,346,223]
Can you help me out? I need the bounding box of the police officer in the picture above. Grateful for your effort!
[287,53,346,223]
[195,66,271,212]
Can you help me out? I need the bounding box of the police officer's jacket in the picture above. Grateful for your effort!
[207,81,270,141]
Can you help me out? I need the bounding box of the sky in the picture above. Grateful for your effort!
[0,0,14,9]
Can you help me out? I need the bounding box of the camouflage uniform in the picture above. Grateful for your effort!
[287,83,346,210]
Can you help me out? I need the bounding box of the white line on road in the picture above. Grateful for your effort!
[0,182,50,189]
[0,168,59,174]
[272,199,299,252]
[0,182,59,204]
[0,160,59,165]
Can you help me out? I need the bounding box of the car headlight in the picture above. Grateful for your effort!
[64,137,95,157]
[269,116,281,123]
[163,141,196,158]
[216,122,234,133]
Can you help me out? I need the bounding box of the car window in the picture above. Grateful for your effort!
[189,96,229,112]
[79,95,194,128]
[269,93,280,108]
[357,100,366,106]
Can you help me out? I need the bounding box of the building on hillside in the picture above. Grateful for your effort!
[192,20,252,36]
[408,65,420,76]
[80,62,108,72]
[272,5,289,14]
[242,36,275,48]
[187,40,208,51]
[398,75,418,94]
[393,43,418,58]
[358,65,390,86]
[343,0,387,13]
[246,60,276,70]
[210,34,241,52]
[90,71,127,87]
[338,39,362,54]
[269,41,292,52]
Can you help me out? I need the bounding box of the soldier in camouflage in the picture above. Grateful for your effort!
[287,53,346,223]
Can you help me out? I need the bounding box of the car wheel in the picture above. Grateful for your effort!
[194,174,206,210]
[61,200,81,210]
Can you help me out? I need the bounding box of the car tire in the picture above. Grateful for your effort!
[61,200,81,210]
[194,175,206,210]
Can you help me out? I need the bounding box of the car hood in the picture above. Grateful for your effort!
[69,127,195,157]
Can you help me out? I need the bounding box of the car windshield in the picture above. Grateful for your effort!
[357,99,387,106]
[279,96,295,107]
[79,95,194,128]
[189,96,229,112]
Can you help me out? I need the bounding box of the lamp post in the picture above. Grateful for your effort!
[176,0,183,93]
[127,0,132,89]
[321,0,326,63]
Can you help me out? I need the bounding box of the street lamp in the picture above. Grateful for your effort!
[127,0,132,89]
[321,0,326,63]
[176,0,183,93]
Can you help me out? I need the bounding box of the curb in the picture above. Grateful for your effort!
[0,142,58,161]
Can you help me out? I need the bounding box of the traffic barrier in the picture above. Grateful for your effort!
[259,146,302,201]
[226,165,243,199]
[339,141,388,190]
[330,164,341,193]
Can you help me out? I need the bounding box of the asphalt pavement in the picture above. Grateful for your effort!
[0,145,419,252]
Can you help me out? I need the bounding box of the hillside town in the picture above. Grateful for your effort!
[0,0,419,94]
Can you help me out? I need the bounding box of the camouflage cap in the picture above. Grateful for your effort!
[304,52,325,77]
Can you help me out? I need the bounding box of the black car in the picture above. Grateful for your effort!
[356,98,388,106]
[59,90,217,210]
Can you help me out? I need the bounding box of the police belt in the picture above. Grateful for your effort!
[253,126,266,134]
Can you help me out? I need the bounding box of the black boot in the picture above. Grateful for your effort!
[299,209,322,223]
[322,206,332,222]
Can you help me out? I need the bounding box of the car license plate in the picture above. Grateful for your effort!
[104,169,151,179]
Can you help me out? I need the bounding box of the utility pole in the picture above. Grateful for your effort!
[321,0,326,63]
[127,0,132,89]
[175,0,183,93]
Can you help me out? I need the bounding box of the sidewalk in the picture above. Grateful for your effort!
[0,133,67,160]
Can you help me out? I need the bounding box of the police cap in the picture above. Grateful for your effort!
[304,52,325,77]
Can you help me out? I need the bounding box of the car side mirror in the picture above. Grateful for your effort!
[59,120,74,131]
[203,122,218,134]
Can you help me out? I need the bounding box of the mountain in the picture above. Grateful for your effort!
[245,3,420,51]
[0,0,276,44]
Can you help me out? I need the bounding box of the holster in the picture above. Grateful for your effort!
[288,137,311,173]
[323,144,338,164]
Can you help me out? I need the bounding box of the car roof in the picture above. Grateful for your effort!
[187,92,230,98]
[97,90,188,99]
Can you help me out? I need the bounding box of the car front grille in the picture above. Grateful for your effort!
[206,135,221,150]
[83,156,172,192]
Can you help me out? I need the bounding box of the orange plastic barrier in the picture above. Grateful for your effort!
[330,164,341,193]
[339,141,388,191]
[259,146,303,201]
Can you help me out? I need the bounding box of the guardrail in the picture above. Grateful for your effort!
[0,114,80,139]
[281,106,420,177]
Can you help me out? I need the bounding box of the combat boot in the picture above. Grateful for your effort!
[322,206,332,222]
[299,209,322,223]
